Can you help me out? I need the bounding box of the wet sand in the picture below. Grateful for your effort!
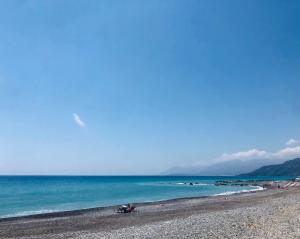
[1,187,300,238]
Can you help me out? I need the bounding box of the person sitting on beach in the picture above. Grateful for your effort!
[118,203,135,213]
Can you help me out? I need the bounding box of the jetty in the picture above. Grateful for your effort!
[215,178,300,189]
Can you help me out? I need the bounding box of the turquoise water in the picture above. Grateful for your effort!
[0,176,291,218]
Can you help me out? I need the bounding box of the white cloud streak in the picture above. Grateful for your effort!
[73,113,86,128]
[217,141,300,162]
[275,146,300,159]
[286,139,300,146]
[218,149,268,161]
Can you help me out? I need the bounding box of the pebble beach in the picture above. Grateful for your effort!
[1,186,300,239]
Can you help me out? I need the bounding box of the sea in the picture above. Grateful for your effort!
[0,175,292,218]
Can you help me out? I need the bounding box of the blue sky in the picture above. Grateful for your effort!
[0,0,299,175]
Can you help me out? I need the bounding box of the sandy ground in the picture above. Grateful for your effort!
[1,188,300,239]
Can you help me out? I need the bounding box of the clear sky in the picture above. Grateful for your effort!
[0,0,299,175]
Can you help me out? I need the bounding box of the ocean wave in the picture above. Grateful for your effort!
[2,209,56,218]
[138,182,210,187]
[213,186,264,196]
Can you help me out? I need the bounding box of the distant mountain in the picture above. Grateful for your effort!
[163,158,285,176]
[240,158,300,176]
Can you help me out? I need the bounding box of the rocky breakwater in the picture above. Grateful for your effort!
[214,179,297,189]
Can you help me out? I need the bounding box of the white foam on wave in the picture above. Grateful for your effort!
[213,186,265,196]
[2,209,56,218]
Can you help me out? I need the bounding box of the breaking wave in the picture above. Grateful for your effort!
[213,186,265,196]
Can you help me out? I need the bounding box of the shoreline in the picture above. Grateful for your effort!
[1,186,300,238]
[1,178,300,239]
[0,185,264,221]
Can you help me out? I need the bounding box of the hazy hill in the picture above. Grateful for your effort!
[240,158,300,176]
[163,158,285,176]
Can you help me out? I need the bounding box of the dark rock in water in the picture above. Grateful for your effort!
[214,180,274,187]
[214,179,296,189]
